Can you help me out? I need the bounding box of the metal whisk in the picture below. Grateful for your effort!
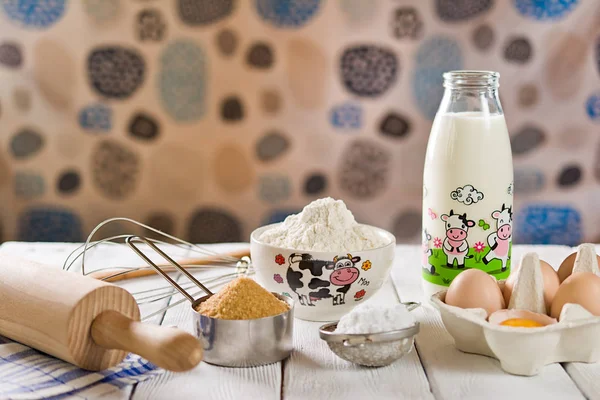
[62,217,254,320]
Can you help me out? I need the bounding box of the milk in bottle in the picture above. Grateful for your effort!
[422,71,513,298]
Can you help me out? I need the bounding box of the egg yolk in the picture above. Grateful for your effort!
[499,318,544,328]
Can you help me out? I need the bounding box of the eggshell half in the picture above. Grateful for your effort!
[488,309,557,326]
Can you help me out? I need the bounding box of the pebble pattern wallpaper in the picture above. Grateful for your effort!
[0,0,599,245]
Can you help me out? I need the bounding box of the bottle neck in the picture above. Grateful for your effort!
[438,70,503,116]
[437,86,503,116]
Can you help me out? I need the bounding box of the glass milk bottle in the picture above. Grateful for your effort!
[422,71,513,298]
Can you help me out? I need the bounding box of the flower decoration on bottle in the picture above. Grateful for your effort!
[275,254,285,265]
[433,237,442,248]
[428,207,437,220]
[474,242,486,252]
[354,289,366,300]
[361,260,372,271]
[273,274,284,284]
[474,241,486,262]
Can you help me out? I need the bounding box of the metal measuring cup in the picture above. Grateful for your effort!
[126,236,294,367]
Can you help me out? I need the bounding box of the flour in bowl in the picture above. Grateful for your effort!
[257,197,390,252]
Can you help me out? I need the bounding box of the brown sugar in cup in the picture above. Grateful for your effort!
[196,276,289,320]
[192,277,294,366]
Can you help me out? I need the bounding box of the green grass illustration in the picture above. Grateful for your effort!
[422,244,512,286]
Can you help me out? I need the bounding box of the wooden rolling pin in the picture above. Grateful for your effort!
[0,255,203,372]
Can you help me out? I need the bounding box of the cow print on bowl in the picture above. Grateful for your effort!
[286,253,362,307]
[88,47,145,99]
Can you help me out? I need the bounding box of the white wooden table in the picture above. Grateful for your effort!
[1,242,598,400]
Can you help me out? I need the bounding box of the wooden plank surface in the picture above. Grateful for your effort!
[391,245,586,400]
[3,242,600,400]
[282,279,434,400]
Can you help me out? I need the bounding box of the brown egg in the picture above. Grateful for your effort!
[502,272,516,305]
[558,252,600,283]
[445,269,505,317]
[550,272,600,319]
[502,260,559,313]
[539,261,561,313]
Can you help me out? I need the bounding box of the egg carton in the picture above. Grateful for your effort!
[431,244,600,376]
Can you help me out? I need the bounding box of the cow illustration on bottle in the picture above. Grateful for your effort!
[422,229,435,275]
[483,204,513,271]
[285,253,361,307]
[441,210,475,269]
[328,254,361,305]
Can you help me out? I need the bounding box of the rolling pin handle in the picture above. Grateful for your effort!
[90,310,203,372]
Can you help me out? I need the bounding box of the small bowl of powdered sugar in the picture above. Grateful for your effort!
[319,302,420,367]
[250,197,395,321]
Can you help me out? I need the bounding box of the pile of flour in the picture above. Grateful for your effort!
[335,303,417,334]
[258,197,389,252]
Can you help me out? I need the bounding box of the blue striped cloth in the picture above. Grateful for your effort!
[0,335,161,399]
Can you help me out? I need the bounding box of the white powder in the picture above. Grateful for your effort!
[258,197,389,252]
[335,303,417,334]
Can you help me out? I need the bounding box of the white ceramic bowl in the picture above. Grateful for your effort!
[250,223,396,321]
